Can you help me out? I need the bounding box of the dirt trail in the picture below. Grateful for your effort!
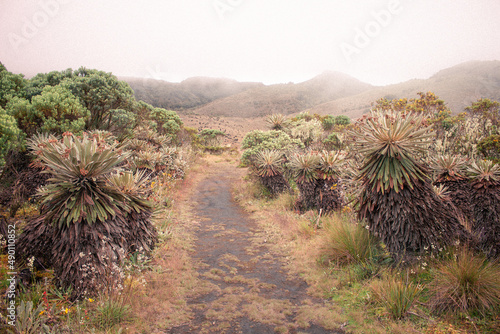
[168,160,343,334]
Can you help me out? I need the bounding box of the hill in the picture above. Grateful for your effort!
[123,76,263,110]
[125,61,500,138]
[307,60,500,118]
[188,71,373,118]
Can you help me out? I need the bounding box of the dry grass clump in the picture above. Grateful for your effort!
[319,213,381,266]
[428,248,500,316]
[369,272,423,320]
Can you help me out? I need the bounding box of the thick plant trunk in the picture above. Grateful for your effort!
[434,179,473,230]
[470,181,500,258]
[259,174,290,195]
[358,180,469,260]
[316,178,345,213]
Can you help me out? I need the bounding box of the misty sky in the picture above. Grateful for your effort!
[1,0,500,86]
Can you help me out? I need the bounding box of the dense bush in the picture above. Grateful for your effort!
[0,106,21,166]
[241,130,304,166]
[149,107,183,141]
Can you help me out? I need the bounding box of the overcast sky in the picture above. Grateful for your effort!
[1,0,499,86]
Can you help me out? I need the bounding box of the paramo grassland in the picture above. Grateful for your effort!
[1,61,500,333]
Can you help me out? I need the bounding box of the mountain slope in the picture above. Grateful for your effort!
[189,72,373,118]
[125,60,500,120]
[308,60,500,118]
[123,76,263,110]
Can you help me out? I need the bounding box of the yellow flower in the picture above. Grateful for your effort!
[64,308,69,314]
[88,298,94,303]
[39,310,45,315]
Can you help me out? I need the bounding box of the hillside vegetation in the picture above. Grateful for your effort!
[124,60,500,120]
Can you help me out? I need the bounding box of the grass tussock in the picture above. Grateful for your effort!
[428,248,500,316]
[369,272,423,320]
[319,213,382,266]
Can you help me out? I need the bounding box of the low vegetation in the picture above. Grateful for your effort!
[237,95,500,332]
[1,60,500,333]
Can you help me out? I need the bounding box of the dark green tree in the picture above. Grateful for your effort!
[61,68,135,130]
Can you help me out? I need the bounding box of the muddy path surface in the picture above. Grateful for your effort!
[168,161,343,334]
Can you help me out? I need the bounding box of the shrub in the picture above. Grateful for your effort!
[478,134,500,163]
[321,115,335,130]
[7,85,90,137]
[0,106,21,166]
[198,129,226,147]
[241,130,303,166]
[428,248,500,315]
[149,107,183,142]
[286,118,323,147]
[333,115,351,126]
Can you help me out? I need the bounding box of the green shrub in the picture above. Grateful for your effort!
[198,128,226,147]
[333,115,351,126]
[321,115,335,130]
[240,130,303,166]
[477,134,500,163]
[149,107,183,142]
[0,106,22,166]
[6,85,90,136]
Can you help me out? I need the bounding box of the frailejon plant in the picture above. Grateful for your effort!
[467,159,500,258]
[317,150,345,212]
[431,155,473,228]
[253,149,290,195]
[351,110,466,260]
[266,113,288,131]
[108,170,157,254]
[17,133,152,298]
[289,151,320,210]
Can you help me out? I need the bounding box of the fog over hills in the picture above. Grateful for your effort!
[123,60,500,119]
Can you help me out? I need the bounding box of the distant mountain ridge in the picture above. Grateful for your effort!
[122,60,500,119]
[123,76,263,110]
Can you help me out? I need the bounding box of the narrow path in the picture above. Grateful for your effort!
[168,161,343,334]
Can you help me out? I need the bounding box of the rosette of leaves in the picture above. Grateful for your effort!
[133,125,172,148]
[108,170,157,254]
[18,133,131,297]
[316,151,345,212]
[351,110,466,259]
[467,159,500,258]
[253,149,290,195]
[431,155,473,227]
[266,113,288,131]
[290,151,320,210]
[132,149,166,176]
